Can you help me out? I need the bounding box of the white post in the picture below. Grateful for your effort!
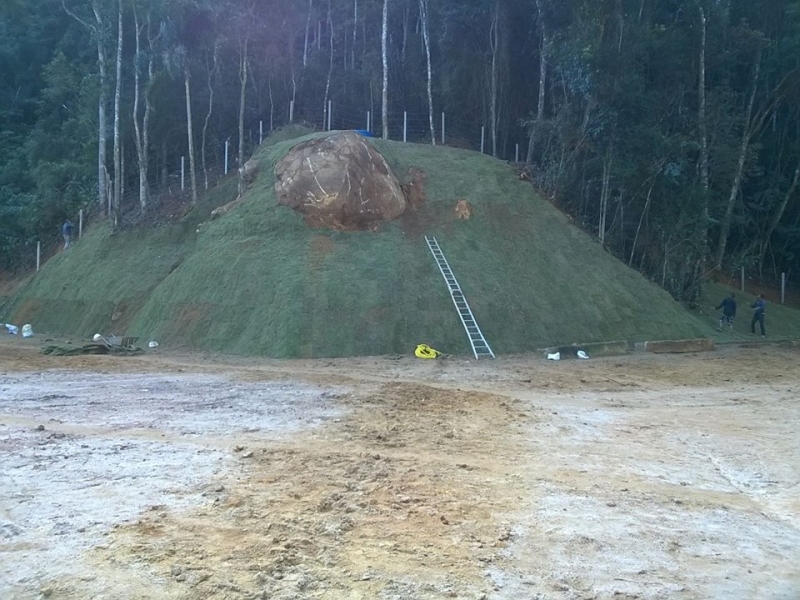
[441,112,445,144]
[403,111,408,142]
[327,100,332,131]
[782,272,786,304]
[224,140,229,175]
[289,100,295,123]
[259,120,263,145]
[79,209,84,239]
[367,110,371,132]
[480,126,485,154]
[515,143,519,163]
[181,156,185,191]
[36,241,41,272]
[741,266,745,293]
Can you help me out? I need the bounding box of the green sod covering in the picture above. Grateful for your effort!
[3,127,722,357]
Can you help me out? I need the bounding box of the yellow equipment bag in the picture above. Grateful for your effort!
[415,343,442,359]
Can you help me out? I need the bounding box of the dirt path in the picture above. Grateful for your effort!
[1,338,799,599]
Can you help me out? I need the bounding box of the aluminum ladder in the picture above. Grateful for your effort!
[425,236,495,359]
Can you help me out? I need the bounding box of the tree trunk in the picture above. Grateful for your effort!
[630,177,655,266]
[322,0,334,131]
[202,42,220,190]
[697,4,709,193]
[121,137,125,203]
[419,0,435,145]
[238,38,250,167]
[303,0,312,67]
[238,37,249,197]
[63,0,109,213]
[599,148,613,246]
[696,3,709,267]
[132,7,150,212]
[714,48,762,268]
[381,0,389,140]
[527,1,547,165]
[92,3,109,214]
[401,0,409,66]
[143,53,152,205]
[758,160,800,268]
[489,1,499,158]
[184,68,198,205]
[160,137,167,186]
[112,0,123,229]
[352,0,358,69]
[268,76,274,132]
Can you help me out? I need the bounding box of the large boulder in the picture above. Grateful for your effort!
[274,132,406,230]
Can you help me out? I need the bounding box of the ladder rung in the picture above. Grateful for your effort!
[427,236,494,359]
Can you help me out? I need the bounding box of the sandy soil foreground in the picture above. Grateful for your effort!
[1,337,799,600]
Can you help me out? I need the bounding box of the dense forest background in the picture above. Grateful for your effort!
[2,0,800,301]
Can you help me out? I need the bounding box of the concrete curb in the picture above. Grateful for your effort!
[635,338,716,354]
[541,337,717,359]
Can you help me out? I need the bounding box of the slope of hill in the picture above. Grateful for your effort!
[2,130,713,357]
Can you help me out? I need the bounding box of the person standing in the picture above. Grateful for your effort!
[751,294,766,337]
[715,292,737,332]
[62,219,74,250]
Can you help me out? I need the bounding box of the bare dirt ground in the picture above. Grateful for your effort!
[1,337,799,600]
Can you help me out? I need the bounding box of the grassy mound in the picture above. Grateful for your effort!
[3,130,718,357]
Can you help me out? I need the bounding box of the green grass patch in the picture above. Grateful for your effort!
[4,132,734,357]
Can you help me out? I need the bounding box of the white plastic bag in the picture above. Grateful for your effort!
[5,324,18,335]
[148,341,159,348]
[21,324,33,338]
[547,352,560,361]
[576,350,589,359]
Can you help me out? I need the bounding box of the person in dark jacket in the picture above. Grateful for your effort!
[62,219,74,250]
[751,294,766,337]
[715,292,737,332]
